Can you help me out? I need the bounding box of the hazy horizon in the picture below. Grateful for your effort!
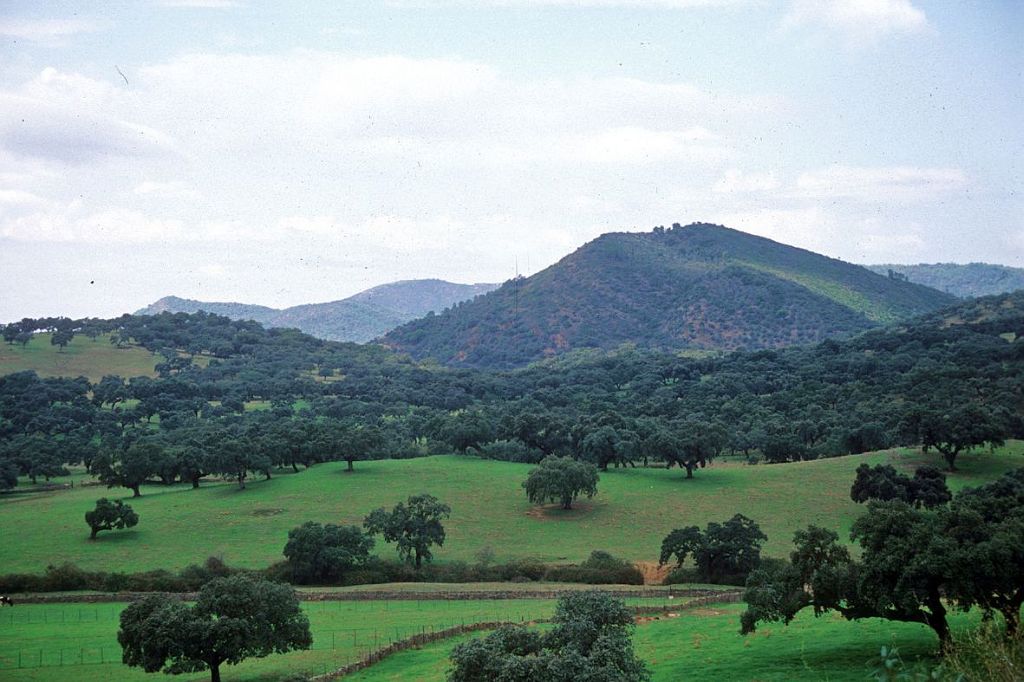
[1,1,1021,321]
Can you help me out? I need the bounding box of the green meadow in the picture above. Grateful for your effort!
[0,335,157,382]
[347,603,980,682]
[2,444,1020,574]
[0,598,566,681]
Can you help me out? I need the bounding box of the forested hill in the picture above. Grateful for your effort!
[382,223,956,368]
[2,292,1021,497]
[136,279,498,343]
[866,263,1024,298]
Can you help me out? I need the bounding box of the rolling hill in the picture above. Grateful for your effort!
[866,262,1024,298]
[382,223,956,368]
[137,279,498,343]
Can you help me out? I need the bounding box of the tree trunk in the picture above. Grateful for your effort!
[562,496,573,510]
[924,596,950,650]
[347,459,354,472]
[209,662,221,682]
[941,447,959,472]
[192,476,200,489]
[1001,593,1022,635]
[90,528,98,540]
[291,462,299,473]
[415,552,422,569]
[131,485,141,497]
[684,463,694,479]
[237,473,245,490]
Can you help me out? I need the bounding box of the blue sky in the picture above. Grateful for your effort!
[0,0,1021,320]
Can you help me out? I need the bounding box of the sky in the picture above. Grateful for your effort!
[0,0,1021,321]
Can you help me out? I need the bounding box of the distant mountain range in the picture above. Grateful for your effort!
[382,223,956,368]
[136,280,499,343]
[866,263,1024,298]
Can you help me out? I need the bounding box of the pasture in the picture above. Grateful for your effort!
[0,594,683,682]
[346,603,981,682]
[0,334,157,382]
[1,443,1021,574]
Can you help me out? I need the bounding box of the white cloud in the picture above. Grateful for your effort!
[197,263,227,277]
[134,181,197,199]
[792,165,966,202]
[783,0,929,43]
[157,0,245,8]
[712,169,780,193]
[0,93,175,164]
[0,18,104,44]
[278,215,337,235]
[389,0,750,7]
[550,126,728,164]
[1,204,185,243]
[0,189,44,205]
[706,206,838,254]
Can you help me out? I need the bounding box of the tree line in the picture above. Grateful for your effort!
[2,292,1021,495]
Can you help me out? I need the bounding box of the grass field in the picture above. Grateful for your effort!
[0,595,683,682]
[346,603,980,682]
[0,334,157,382]
[2,444,1021,574]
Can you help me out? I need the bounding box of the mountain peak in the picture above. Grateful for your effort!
[382,223,956,368]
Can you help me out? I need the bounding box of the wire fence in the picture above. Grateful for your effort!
[0,592,741,673]
[0,609,545,671]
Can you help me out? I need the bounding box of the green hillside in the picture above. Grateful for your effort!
[0,334,157,382]
[868,262,1024,298]
[383,223,955,368]
[2,445,1020,574]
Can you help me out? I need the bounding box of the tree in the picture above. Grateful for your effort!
[904,405,1007,471]
[0,458,19,491]
[943,468,1024,634]
[523,455,599,510]
[647,423,716,478]
[850,463,951,509]
[94,440,162,497]
[741,468,1024,648]
[579,426,621,471]
[50,329,74,351]
[85,498,139,540]
[118,574,312,682]
[659,514,767,584]
[207,435,269,490]
[448,591,649,682]
[364,493,450,568]
[283,522,374,584]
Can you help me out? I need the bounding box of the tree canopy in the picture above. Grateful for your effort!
[282,521,374,584]
[659,514,766,584]
[523,455,599,510]
[85,498,139,540]
[118,574,312,682]
[741,467,1024,648]
[448,591,649,682]
[364,494,451,569]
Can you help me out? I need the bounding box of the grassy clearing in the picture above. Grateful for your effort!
[0,598,577,681]
[0,594,696,681]
[0,335,157,382]
[347,603,980,682]
[1,444,1020,574]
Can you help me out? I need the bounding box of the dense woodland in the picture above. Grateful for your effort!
[1,290,1021,495]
